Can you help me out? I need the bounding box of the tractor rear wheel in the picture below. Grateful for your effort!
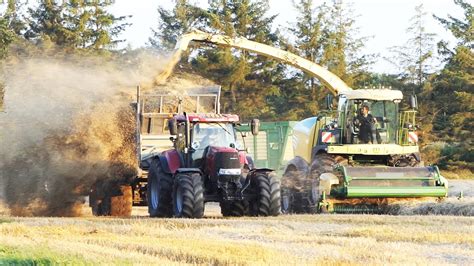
[249,172,281,216]
[147,159,174,217]
[220,200,248,217]
[173,172,204,218]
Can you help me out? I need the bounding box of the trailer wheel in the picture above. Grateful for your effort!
[250,172,281,216]
[147,159,173,217]
[173,172,204,218]
[220,200,248,217]
[109,185,133,217]
[89,186,103,216]
[98,185,133,217]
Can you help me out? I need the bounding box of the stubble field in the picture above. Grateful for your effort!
[0,180,473,265]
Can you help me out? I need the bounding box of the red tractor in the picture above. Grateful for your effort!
[146,113,281,218]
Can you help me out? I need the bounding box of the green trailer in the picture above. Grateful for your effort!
[238,121,297,175]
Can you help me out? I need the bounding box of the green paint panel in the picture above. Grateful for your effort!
[238,121,297,174]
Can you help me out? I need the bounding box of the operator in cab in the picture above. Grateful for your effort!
[354,104,381,144]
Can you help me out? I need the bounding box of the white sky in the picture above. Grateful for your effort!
[86,1,468,73]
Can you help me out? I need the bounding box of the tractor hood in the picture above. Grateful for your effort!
[341,89,403,101]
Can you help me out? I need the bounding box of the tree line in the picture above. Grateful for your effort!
[0,0,472,177]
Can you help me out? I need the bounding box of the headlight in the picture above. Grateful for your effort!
[218,168,242,175]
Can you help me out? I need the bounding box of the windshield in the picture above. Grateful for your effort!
[347,100,398,144]
[191,122,237,159]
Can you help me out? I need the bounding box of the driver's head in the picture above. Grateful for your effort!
[362,105,369,116]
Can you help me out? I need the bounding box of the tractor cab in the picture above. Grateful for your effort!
[168,113,247,168]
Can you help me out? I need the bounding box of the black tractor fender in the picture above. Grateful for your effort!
[311,145,329,161]
[283,156,310,176]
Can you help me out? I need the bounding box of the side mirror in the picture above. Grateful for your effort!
[250,118,260,136]
[168,119,178,135]
[409,95,418,109]
[326,94,333,110]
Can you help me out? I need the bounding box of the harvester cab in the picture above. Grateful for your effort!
[146,112,281,218]
[311,89,418,152]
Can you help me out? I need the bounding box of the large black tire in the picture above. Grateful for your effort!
[220,200,249,217]
[310,153,347,213]
[89,186,103,216]
[97,185,133,217]
[147,159,174,217]
[249,172,281,216]
[173,172,204,218]
[280,167,310,214]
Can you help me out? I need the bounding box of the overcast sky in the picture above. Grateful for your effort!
[69,1,470,73]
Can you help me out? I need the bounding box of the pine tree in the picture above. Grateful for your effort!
[25,0,129,50]
[431,0,473,142]
[191,0,283,119]
[321,0,370,87]
[284,0,328,117]
[279,0,371,119]
[149,0,205,50]
[387,3,436,91]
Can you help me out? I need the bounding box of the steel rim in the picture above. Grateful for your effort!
[281,194,290,212]
[176,186,183,214]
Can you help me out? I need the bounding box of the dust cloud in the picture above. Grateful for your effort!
[0,53,170,216]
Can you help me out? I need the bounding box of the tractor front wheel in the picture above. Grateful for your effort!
[249,172,281,216]
[173,172,204,218]
[220,200,249,217]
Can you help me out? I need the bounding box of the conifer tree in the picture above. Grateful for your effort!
[387,3,436,90]
[321,0,369,87]
[149,0,205,50]
[191,0,282,119]
[26,0,129,50]
[431,0,473,143]
[279,0,330,117]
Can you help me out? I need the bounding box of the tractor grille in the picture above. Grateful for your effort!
[215,151,240,176]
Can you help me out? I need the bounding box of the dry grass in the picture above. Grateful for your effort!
[442,169,474,180]
[1,204,473,265]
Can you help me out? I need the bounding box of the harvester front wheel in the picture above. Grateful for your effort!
[147,159,173,217]
[173,172,204,218]
[280,167,309,214]
[249,172,281,216]
[310,153,347,213]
